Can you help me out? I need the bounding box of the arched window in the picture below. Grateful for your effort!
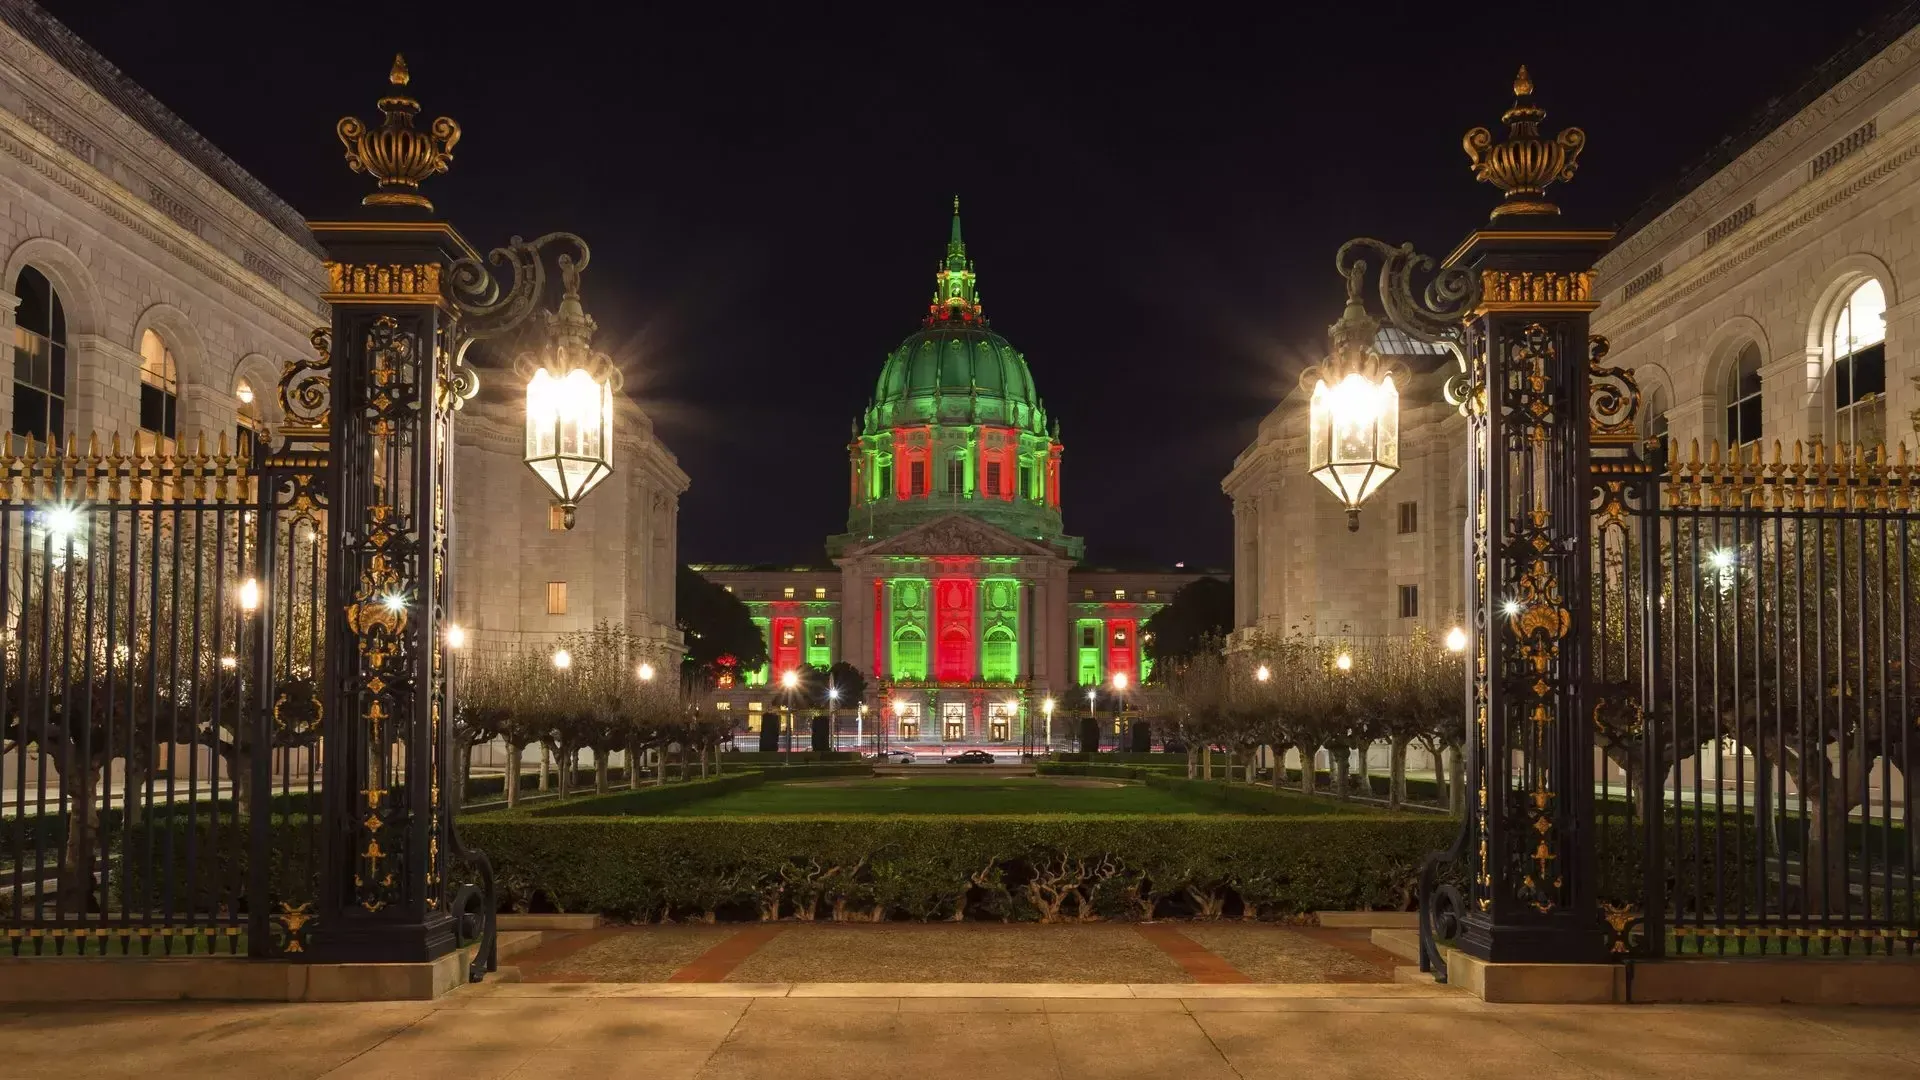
[138,329,178,440]
[1723,342,1762,448]
[1643,385,1670,448]
[11,266,66,441]
[234,377,264,460]
[1830,279,1887,447]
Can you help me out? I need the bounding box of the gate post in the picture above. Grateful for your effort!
[307,59,470,964]
[1450,70,1615,963]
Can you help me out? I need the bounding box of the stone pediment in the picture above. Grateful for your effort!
[848,513,1058,559]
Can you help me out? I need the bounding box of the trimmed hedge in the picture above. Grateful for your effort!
[1037,763,1185,779]
[460,814,1457,922]
[507,763,876,818]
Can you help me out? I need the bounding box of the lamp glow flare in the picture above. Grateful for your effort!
[1308,371,1400,532]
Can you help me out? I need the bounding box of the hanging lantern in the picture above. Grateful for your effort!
[1304,268,1402,531]
[521,255,618,529]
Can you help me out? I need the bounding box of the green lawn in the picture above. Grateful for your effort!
[657,776,1235,816]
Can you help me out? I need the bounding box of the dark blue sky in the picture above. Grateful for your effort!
[47,0,1894,566]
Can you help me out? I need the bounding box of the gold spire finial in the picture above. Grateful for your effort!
[337,55,460,212]
[1464,67,1586,221]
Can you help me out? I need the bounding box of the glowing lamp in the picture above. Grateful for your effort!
[520,257,619,530]
[1042,698,1054,715]
[1111,671,1129,691]
[1334,652,1353,672]
[552,649,571,670]
[237,577,261,614]
[780,670,799,690]
[524,367,613,529]
[1255,664,1271,682]
[1308,371,1400,531]
[445,623,467,649]
[1444,626,1467,653]
[637,661,655,681]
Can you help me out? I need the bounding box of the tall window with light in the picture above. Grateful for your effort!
[1830,278,1887,448]
[1723,342,1762,448]
[138,329,178,446]
[11,267,65,441]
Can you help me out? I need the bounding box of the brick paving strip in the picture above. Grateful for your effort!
[1132,923,1253,983]
[668,924,788,982]
[508,927,628,982]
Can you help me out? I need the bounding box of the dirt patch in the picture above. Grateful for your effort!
[1176,924,1396,983]
[519,925,737,982]
[724,923,1195,983]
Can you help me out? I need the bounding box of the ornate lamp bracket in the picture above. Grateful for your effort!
[1334,237,1480,402]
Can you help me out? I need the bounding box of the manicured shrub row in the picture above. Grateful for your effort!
[459,814,1459,922]
[1053,752,1212,765]
[1036,763,1186,780]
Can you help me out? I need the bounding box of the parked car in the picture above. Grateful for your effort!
[871,750,915,764]
[947,750,995,764]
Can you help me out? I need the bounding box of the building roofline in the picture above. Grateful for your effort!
[1612,1,1920,247]
[1,0,325,257]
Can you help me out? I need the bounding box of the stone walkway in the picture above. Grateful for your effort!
[36,982,1920,1079]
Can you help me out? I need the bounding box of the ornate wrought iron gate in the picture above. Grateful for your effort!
[1591,372,1920,959]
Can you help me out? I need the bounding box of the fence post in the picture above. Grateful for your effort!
[305,219,466,963]
[1452,228,1614,964]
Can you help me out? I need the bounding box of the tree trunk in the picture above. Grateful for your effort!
[1187,745,1198,780]
[1389,736,1408,810]
[1448,744,1466,814]
[1202,748,1213,781]
[1269,747,1284,791]
[1802,785,1854,915]
[506,743,523,809]
[700,744,710,779]
[1333,752,1351,801]
[1297,745,1316,796]
[456,742,474,809]
[1356,744,1372,799]
[656,742,667,785]
[539,746,550,791]
[556,745,573,799]
[55,761,99,916]
[594,749,608,795]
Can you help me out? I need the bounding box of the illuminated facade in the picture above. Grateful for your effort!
[697,204,1218,749]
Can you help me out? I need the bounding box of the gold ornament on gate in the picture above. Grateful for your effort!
[1464,67,1586,220]
[337,55,461,212]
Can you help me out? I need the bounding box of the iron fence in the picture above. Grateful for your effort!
[1594,438,1920,957]
[0,433,325,956]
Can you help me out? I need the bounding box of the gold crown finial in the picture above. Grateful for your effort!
[337,55,460,213]
[1464,67,1586,221]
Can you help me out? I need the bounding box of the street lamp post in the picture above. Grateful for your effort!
[780,670,800,764]
[1042,697,1055,755]
[1111,671,1130,752]
[1317,69,1609,969]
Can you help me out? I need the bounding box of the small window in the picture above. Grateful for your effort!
[783,586,795,599]
[1398,584,1419,619]
[748,700,762,711]
[943,701,966,741]
[1397,501,1418,534]
[1082,588,1094,599]
[1145,589,1158,600]
[909,460,928,497]
[878,461,893,496]
[1724,342,1763,447]
[723,585,734,593]
[990,717,1009,741]
[899,717,920,739]
[1081,625,1098,647]
[1019,462,1033,500]
[546,581,567,615]
[810,626,828,647]
[780,626,797,646]
[985,460,1002,498]
[714,701,731,711]
[548,504,567,531]
[948,457,965,493]
[1114,589,1126,600]
[814,586,827,599]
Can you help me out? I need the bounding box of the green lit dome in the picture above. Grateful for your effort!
[860,205,1051,437]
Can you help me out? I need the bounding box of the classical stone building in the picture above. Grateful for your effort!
[0,0,685,660]
[697,206,1218,749]
[1226,9,1920,641]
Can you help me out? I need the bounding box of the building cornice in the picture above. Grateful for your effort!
[1599,22,1920,282]
[1597,110,1920,335]
[0,107,322,335]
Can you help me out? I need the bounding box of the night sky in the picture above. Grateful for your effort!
[46,1,1894,567]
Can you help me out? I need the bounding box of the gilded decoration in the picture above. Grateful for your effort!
[269,902,315,954]
[337,55,460,211]
[1479,269,1594,308]
[1464,67,1586,220]
[324,261,444,300]
[1586,335,1640,446]
[0,429,253,504]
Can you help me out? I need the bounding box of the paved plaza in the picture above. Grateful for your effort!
[36,981,1920,1079]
